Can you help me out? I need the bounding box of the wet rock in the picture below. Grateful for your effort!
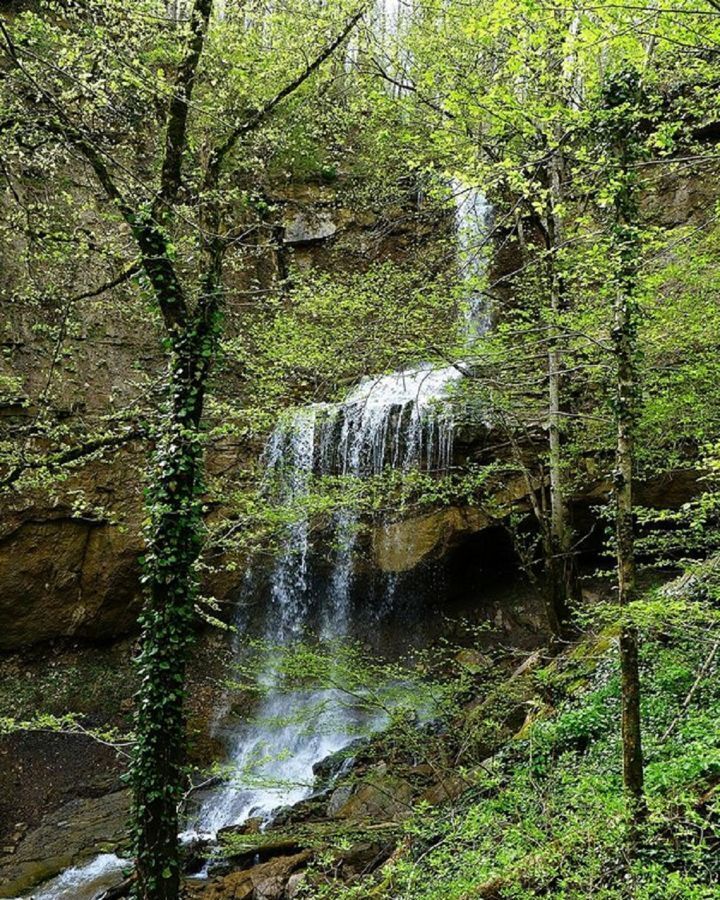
[204,855,234,879]
[372,472,539,574]
[312,738,365,783]
[373,507,491,573]
[182,835,214,876]
[0,789,130,897]
[270,791,330,827]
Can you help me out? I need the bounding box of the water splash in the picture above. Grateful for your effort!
[194,685,373,836]
[22,853,127,900]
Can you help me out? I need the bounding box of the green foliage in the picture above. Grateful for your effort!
[0,711,131,750]
[223,260,462,411]
[3,2,720,897]
[304,583,720,899]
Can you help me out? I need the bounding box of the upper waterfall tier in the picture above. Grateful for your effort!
[266,363,464,483]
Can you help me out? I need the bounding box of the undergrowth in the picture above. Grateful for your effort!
[303,574,720,899]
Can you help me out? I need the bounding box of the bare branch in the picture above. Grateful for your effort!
[0,426,146,491]
[156,0,213,214]
[0,19,189,333]
[204,6,366,191]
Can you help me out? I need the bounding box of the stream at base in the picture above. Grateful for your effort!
[20,855,127,900]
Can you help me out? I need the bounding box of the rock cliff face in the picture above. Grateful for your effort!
[0,176,448,650]
[1,165,715,650]
[0,479,144,648]
[369,467,705,575]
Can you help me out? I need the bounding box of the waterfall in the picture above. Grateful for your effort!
[262,408,318,641]
[23,13,497,899]
[190,173,491,845]
[452,179,494,336]
[190,363,464,839]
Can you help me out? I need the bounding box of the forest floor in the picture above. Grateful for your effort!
[2,564,719,898]
[197,564,720,899]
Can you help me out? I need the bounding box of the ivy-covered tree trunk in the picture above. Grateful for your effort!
[132,330,211,899]
[605,71,648,843]
[0,5,371,894]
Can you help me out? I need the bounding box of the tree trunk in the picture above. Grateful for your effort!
[132,332,209,900]
[601,66,648,853]
[542,150,578,639]
[613,281,647,840]
[546,314,573,637]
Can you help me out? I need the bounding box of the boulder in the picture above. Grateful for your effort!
[372,507,491,573]
[283,210,338,244]
[197,850,311,899]
[328,774,414,822]
[326,784,353,817]
[254,875,286,899]
[312,738,365,783]
[286,872,305,898]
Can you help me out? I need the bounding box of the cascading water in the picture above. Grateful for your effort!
[190,177,492,842]
[191,364,463,838]
[193,408,369,836]
[21,14,498,900]
[20,854,128,900]
[325,364,461,475]
[452,178,494,335]
[320,363,463,624]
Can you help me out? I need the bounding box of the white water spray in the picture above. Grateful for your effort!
[191,364,462,838]
[21,854,127,900]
